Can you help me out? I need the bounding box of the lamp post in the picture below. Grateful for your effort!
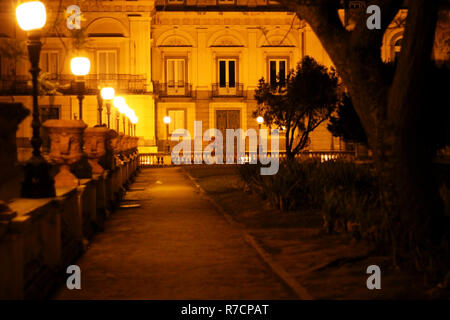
[121,104,130,134]
[256,116,264,130]
[163,115,171,153]
[17,1,55,198]
[70,56,90,120]
[256,116,264,161]
[113,96,125,133]
[96,92,103,125]
[130,115,138,136]
[124,108,136,136]
[100,87,115,128]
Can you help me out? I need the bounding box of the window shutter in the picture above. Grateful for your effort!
[219,60,226,87]
[228,60,235,87]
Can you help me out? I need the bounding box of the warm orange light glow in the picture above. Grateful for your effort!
[163,116,171,124]
[70,57,91,76]
[130,115,138,124]
[124,106,134,119]
[256,116,264,124]
[118,104,128,114]
[16,1,46,31]
[113,96,126,109]
[101,87,115,100]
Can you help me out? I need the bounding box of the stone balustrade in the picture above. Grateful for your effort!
[0,109,140,299]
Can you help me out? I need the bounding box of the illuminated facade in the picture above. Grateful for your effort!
[0,1,436,157]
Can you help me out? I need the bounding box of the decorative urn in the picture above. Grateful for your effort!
[105,129,119,170]
[83,126,109,175]
[43,119,87,188]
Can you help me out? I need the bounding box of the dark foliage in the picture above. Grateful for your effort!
[237,159,383,242]
[254,56,340,159]
[328,92,368,145]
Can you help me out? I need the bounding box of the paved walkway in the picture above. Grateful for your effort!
[54,167,295,299]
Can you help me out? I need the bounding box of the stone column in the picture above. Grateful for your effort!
[129,14,152,91]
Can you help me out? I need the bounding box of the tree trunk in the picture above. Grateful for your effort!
[377,1,448,272]
[285,0,449,275]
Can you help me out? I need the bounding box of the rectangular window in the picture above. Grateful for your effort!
[166,59,185,88]
[40,105,60,122]
[218,59,236,88]
[41,51,59,76]
[97,50,117,75]
[168,109,185,134]
[268,59,287,86]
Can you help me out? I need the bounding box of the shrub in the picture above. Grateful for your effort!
[237,159,381,240]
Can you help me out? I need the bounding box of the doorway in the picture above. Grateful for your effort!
[216,110,240,162]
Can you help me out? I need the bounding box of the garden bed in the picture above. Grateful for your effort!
[184,164,443,299]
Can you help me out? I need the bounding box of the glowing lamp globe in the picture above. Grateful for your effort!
[129,109,137,119]
[118,104,131,115]
[124,107,134,119]
[163,116,171,124]
[16,1,47,31]
[101,87,115,100]
[113,96,125,109]
[70,57,91,76]
[256,116,264,124]
[130,115,138,124]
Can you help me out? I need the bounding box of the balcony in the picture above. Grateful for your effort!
[0,74,147,96]
[0,76,32,95]
[156,82,193,98]
[211,83,244,98]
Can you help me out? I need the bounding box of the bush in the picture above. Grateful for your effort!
[237,159,381,240]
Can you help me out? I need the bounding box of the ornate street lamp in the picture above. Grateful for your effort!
[70,56,90,120]
[17,1,55,198]
[100,87,115,127]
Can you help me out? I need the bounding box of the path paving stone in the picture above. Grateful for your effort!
[54,167,296,299]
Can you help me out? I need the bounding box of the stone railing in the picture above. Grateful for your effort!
[0,74,147,96]
[0,110,140,299]
[139,150,357,166]
[155,82,194,98]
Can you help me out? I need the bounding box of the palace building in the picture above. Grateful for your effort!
[1,0,445,160]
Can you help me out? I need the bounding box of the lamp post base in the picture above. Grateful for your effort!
[21,155,56,198]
